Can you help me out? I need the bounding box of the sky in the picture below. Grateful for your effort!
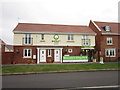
[0,0,119,45]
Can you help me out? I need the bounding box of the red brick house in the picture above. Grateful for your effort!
[13,23,96,64]
[89,20,120,62]
[0,39,14,64]
[1,20,119,64]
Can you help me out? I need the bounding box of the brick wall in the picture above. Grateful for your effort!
[2,45,14,64]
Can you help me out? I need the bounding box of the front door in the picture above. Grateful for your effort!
[54,49,60,62]
[40,49,46,62]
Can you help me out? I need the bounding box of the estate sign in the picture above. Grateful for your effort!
[63,56,88,62]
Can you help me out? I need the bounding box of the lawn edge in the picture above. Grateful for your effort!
[1,69,119,76]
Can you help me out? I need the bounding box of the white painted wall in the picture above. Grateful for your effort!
[14,33,95,46]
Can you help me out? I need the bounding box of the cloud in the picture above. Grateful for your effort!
[1,0,119,44]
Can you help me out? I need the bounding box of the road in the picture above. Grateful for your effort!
[2,71,119,89]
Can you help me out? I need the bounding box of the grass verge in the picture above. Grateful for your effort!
[2,63,120,74]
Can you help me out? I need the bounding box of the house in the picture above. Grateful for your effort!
[0,39,14,64]
[13,23,96,64]
[89,20,120,62]
[0,39,5,64]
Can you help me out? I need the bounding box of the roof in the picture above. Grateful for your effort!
[13,23,96,34]
[94,21,119,34]
[5,45,13,51]
[0,39,5,45]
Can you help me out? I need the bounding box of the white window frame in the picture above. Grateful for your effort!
[23,49,32,58]
[68,49,73,53]
[48,49,52,57]
[82,35,90,46]
[68,34,74,41]
[105,48,116,57]
[107,37,113,45]
[41,34,44,40]
[24,34,32,45]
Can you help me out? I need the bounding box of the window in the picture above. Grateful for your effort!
[24,34,32,45]
[24,49,32,58]
[105,48,116,57]
[41,34,44,40]
[68,49,72,53]
[68,34,74,41]
[42,51,44,54]
[103,25,111,32]
[107,37,113,45]
[48,49,52,57]
[82,35,90,46]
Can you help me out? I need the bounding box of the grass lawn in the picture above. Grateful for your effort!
[2,63,120,74]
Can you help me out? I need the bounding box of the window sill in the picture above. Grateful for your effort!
[23,44,32,45]
[23,56,32,58]
[107,44,113,45]
[47,56,52,57]
[106,56,116,57]
[40,40,45,42]
[82,45,90,46]
[67,40,74,42]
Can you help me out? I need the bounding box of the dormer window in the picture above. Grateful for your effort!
[103,25,111,32]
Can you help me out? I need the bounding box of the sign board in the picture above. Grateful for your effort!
[52,34,60,42]
[100,57,104,64]
[63,56,88,62]
[33,55,36,59]
[54,34,59,40]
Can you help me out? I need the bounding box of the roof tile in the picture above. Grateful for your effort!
[13,23,96,34]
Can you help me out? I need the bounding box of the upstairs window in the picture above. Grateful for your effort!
[41,34,44,40]
[24,34,32,45]
[107,37,113,45]
[82,35,90,46]
[68,34,74,41]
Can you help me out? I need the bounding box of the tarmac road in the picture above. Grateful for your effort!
[2,70,119,89]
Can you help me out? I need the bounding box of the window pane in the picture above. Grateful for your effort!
[112,50,115,56]
[48,49,50,55]
[68,35,70,40]
[25,37,27,44]
[29,37,31,44]
[48,49,51,56]
[106,50,109,56]
[28,49,31,56]
[24,49,27,56]
[110,50,112,56]
[71,35,73,40]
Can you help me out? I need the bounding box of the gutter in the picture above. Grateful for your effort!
[13,31,96,35]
